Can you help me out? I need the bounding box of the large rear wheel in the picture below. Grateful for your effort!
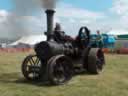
[87,48,105,74]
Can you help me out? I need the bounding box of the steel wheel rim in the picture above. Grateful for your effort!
[96,49,105,71]
[48,55,73,85]
[22,55,42,81]
[53,57,72,83]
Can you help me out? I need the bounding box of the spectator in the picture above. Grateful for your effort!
[96,30,104,48]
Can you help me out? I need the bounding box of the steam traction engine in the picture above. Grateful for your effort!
[22,9,105,85]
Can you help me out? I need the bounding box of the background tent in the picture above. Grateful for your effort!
[8,35,46,48]
[107,29,128,39]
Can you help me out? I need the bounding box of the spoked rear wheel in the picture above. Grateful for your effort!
[87,48,105,74]
[22,55,43,81]
[47,55,74,85]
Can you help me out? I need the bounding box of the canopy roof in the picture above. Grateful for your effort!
[9,35,46,46]
[107,30,128,35]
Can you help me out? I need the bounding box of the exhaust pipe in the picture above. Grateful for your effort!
[45,9,55,41]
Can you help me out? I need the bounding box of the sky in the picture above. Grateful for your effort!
[0,0,128,39]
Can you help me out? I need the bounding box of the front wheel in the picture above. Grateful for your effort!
[22,55,43,81]
[47,55,74,85]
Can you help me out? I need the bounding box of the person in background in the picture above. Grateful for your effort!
[96,30,104,48]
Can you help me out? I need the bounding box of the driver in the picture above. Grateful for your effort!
[54,23,66,43]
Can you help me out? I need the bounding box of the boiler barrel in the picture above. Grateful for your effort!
[35,41,64,60]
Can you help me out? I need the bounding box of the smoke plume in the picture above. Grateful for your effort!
[2,0,42,40]
[12,0,59,15]
[12,0,42,16]
[42,0,58,9]
[1,0,59,40]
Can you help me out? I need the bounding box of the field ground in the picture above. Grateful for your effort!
[0,52,128,96]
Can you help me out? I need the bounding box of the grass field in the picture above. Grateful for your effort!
[0,52,128,96]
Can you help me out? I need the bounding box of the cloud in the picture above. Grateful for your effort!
[0,10,44,40]
[12,0,42,16]
[111,0,128,15]
[54,3,107,36]
[56,4,105,20]
[0,10,9,23]
[1,0,128,40]
[0,2,107,40]
[109,0,128,30]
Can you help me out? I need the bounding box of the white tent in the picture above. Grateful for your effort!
[107,29,128,35]
[9,35,46,46]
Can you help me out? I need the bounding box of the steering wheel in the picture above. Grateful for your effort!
[78,26,90,46]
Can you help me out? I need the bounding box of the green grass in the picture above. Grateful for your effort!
[0,52,128,96]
